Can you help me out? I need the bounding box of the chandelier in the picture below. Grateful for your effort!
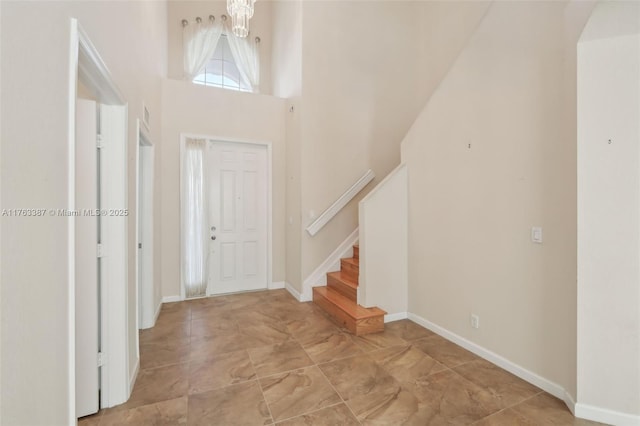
[227,0,255,38]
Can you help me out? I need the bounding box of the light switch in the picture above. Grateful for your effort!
[531,227,543,243]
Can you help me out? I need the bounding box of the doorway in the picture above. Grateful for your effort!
[71,19,130,418]
[180,136,272,299]
[136,121,156,329]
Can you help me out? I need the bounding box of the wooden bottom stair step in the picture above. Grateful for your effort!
[313,286,386,336]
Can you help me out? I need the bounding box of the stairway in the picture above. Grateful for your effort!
[312,244,386,335]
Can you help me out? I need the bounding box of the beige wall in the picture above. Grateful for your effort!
[359,164,407,316]
[1,1,167,424]
[275,1,488,289]
[167,0,272,94]
[401,0,593,401]
[284,98,304,291]
[270,1,302,100]
[577,1,640,417]
[271,0,303,291]
[160,79,286,299]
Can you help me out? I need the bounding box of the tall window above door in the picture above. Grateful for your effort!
[193,35,252,92]
[182,15,261,93]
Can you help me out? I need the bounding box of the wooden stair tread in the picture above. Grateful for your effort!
[342,257,359,267]
[327,271,358,289]
[352,244,359,260]
[312,242,384,335]
[313,287,385,319]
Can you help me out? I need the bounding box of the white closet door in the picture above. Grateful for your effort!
[75,99,99,417]
[209,142,267,294]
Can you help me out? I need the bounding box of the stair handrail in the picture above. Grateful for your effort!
[306,169,375,236]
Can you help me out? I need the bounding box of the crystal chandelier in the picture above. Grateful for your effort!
[227,0,255,38]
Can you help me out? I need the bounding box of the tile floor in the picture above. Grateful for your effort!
[79,289,603,425]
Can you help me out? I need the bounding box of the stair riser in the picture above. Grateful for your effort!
[355,316,384,335]
[312,289,384,335]
[340,259,359,281]
[313,290,355,333]
[327,275,357,302]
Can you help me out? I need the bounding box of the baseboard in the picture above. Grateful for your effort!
[128,357,140,398]
[269,281,285,290]
[139,299,163,330]
[162,295,182,303]
[406,312,640,424]
[153,299,162,325]
[285,282,303,302]
[575,402,640,425]
[407,313,568,401]
[302,227,359,301]
[564,390,576,415]
[384,312,408,323]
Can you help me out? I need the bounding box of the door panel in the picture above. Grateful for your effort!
[75,99,99,417]
[209,142,267,294]
[243,241,258,276]
[221,170,236,231]
[244,171,258,229]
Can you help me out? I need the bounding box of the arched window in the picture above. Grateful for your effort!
[193,35,252,92]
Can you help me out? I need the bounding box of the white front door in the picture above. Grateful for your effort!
[208,142,268,294]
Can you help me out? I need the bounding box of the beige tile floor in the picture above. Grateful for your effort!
[79,289,604,425]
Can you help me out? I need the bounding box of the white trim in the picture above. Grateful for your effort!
[67,19,79,424]
[152,299,162,326]
[407,313,568,401]
[574,403,640,425]
[269,281,285,290]
[179,133,274,298]
[162,295,183,304]
[306,169,375,236]
[76,27,125,105]
[285,282,303,302]
[564,391,577,415]
[266,142,273,290]
[384,312,408,323]
[128,358,139,398]
[301,228,359,302]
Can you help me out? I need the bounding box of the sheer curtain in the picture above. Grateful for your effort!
[225,24,260,92]
[183,17,224,80]
[182,138,208,298]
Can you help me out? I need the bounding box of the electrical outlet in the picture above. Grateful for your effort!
[470,314,480,329]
